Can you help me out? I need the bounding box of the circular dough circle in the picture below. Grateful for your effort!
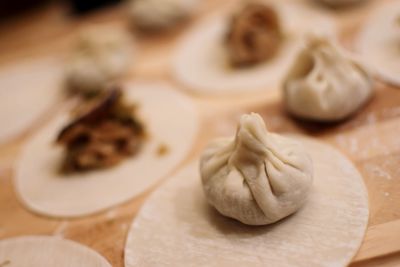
[0,236,111,267]
[172,2,336,95]
[356,1,400,87]
[0,58,63,143]
[125,137,368,267]
[15,82,199,218]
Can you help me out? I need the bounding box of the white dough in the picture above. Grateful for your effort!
[200,113,313,225]
[125,137,369,267]
[0,58,63,144]
[283,37,373,121]
[356,1,400,87]
[128,0,199,30]
[172,1,336,95]
[0,236,111,267]
[66,25,133,94]
[15,82,198,218]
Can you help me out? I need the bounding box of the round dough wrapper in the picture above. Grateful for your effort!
[125,137,369,267]
[15,82,199,218]
[356,2,400,87]
[0,236,111,267]
[172,2,336,95]
[0,58,63,143]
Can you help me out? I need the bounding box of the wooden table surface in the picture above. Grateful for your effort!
[1,0,400,266]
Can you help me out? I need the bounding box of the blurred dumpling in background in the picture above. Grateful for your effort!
[283,36,373,121]
[172,0,337,95]
[200,113,313,225]
[65,25,133,96]
[128,0,199,31]
[356,2,400,87]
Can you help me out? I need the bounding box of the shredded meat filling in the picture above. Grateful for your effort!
[56,88,145,173]
[225,3,282,67]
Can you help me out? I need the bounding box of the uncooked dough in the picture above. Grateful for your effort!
[172,1,336,95]
[65,25,133,94]
[283,37,373,121]
[200,113,313,225]
[128,0,199,31]
[0,236,111,267]
[356,2,400,87]
[125,138,368,267]
[15,82,198,218]
[0,57,63,144]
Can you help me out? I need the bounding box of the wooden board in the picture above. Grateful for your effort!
[1,0,400,266]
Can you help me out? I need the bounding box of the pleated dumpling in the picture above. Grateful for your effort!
[66,26,132,95]
[283,37,373,121]
[200,113,313,225]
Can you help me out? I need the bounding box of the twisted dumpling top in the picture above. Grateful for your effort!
[200,113,313,225]
[283,37,373,121]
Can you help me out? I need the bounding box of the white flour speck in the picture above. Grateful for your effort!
[384,192,390,197]
[364,164,392,180]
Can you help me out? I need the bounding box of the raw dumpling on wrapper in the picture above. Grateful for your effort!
[224,2,283,67]
[128,0,199,31]
[172,0,337,95]
[65,25,133,95]
[283,36,373,121]
[200,113,313,225]
[125,111,369,266]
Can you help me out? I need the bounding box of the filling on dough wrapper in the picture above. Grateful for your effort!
[225,2,283,67]
[57,88,145,173]
[283,36,373,121]
[200,113,313,225]
[129,0,198,31]
[65,26,132,96]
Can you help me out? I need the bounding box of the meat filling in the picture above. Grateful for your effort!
[56,88,145,173]
[225,3,282,67]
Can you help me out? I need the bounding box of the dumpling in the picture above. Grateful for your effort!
[283,37,373,121]
[65,26,132,95]
[200,113,313,225]
[128,0,198,31]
